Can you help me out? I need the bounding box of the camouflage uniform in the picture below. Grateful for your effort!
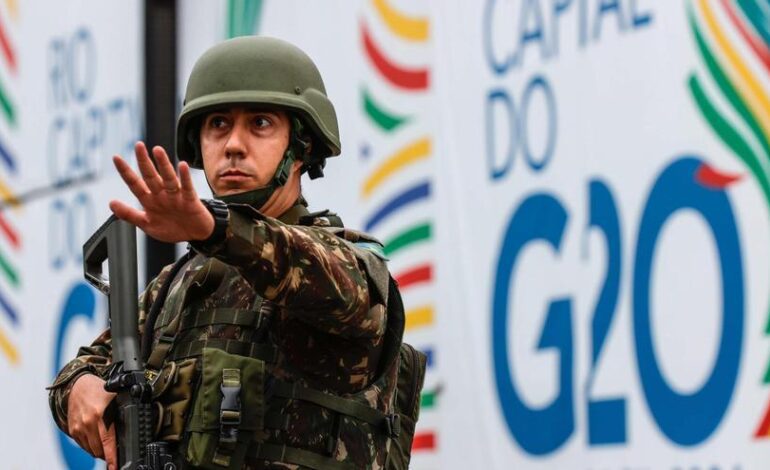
[48,201,395,469]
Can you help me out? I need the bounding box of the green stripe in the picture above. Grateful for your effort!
[253,0,265,34]
[240,0,253,36]
[420,390,437,409]
[689,74,770,204]
[228,0,263,38]
[0,78,15,127]
[688,4,770,167]
[227,0,237,38]
[227,0,244,38]
[0,247,18,287]
[362,87,409,132]
[383,223,431,257]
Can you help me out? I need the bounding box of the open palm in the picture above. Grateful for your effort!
[109,142,215,243]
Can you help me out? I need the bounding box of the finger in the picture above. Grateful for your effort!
[85,423,105,459]
[109,200,149,228]
[72,433,94,457]
[134,142,164,193]
[178,161,198,201]
[99,420,118,470]
[113,156,151,201]
[153,146,181,191]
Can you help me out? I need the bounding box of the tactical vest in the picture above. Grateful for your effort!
[141,214,426,469]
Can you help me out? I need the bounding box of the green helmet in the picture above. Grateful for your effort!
[176,36,341,175]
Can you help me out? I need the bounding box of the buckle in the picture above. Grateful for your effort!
[220,384,242,421]
[144,368,159,382]
[219,370,241,446]
[385,413,401,438]
[219,384,241,445]
[157,332,175,344]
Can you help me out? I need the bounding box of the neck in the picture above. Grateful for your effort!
[259,163,302,218]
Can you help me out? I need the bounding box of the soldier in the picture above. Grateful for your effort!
[49,36,423,469]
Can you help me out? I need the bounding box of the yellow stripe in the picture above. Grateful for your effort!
[4,0,16,21]
[0,177,19,209]
[406,305,434,330]
[699,0,770,144]
[362,137,431,198]
[371,0,429,42]
[0,326,18,365]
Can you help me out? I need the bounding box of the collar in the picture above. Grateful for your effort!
[277,202,311,225]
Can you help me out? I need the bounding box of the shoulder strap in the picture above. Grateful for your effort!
[141,250,193,362]
[376,276,406,378]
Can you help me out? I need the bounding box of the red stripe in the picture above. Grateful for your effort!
[395,264,432,290]
[721,0,770,74]
[361,21,428,90]
[0,213,18,249]
[412,432,436,451]
[695,163,742,189]
[0,17,15,73]
[755,399,770,438]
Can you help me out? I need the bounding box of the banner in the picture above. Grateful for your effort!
[0,1,143,468]
[433,0,770,467]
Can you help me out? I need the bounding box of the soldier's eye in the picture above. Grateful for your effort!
[253,116,271,128]
[209,115,228,128]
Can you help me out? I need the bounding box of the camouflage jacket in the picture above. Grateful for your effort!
[48,202,395,469]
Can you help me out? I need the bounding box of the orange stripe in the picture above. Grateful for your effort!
[0,325,18,364]
[4,0,16,22]
[405,305,434,330]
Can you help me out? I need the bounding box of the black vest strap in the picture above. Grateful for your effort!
[169,338,277,363]
[248,443,356,470]
[271,380,387,428]
[177,308,263,332]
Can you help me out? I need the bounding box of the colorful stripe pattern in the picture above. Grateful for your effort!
[360,0,438,458]
[686,0,770,438]
[0,0,19,365]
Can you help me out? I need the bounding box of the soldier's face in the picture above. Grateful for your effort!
[200,106,291,196]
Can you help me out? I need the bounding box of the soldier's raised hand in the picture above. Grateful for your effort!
[110,142,215,243]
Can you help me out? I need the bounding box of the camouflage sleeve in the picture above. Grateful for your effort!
[193,205,389,338]
[46,265,174,433]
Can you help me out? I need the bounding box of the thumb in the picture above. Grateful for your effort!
[99,420,118,470]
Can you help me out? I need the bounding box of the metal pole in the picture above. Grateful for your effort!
[144,0,178,282]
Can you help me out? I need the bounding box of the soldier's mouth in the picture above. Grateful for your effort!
[220,169,251,179]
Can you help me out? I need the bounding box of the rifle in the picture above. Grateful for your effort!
[83,215,176,470]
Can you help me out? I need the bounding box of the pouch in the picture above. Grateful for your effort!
[185,347,265,468]
[153,357,198,441]
[386,343,427,470]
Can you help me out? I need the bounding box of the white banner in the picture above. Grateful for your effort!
[2,1,143,469]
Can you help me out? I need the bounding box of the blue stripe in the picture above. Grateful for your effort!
[364,181,431,232]
[422,347,434,368]
[738,0,770,47]
[0,136,15,173]
[0,289,17,326]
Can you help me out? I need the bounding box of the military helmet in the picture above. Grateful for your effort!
[176,36,341,169]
